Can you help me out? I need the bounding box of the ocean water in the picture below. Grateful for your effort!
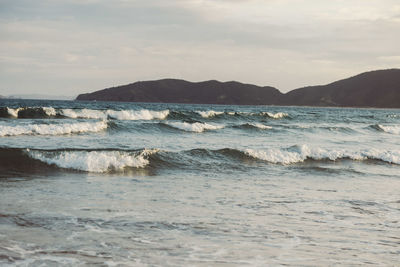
[0,99,399,266]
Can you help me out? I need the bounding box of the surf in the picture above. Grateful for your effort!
[0,121,108,136]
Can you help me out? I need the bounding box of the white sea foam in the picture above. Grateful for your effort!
[106,109,169,120]
[262,112,289,119]
[60,108,169,120]
[387,114,400,118]
[367,150,400,164]
[196,110,224,118]
[376,124,400,135]
[60,108,106,119]
[223,111,288,118]
[1,244,83,265]
[43,107,57,116]
[11,255,82,266]
[7,107,20,117]
[27,149,157,172]
[245,147,306,164]
[5,107,56,118]
[250,123,272,129]
[166,121,224,132]
[244,145,400,165]
[0,121,107,136]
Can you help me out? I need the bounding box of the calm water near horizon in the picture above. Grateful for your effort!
[0,99,399,266]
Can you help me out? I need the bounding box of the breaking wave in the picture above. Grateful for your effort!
[284,124,356,133]
[0,107,58,118]
[0,121,108,136]
[6,107,19,117]
[61,109,169,120]
[195,110,289,119]
[0,107,169,120]
[234,123,272,130]
[196,110,224,118]
[371,124,400,135]
[26,149,157,172]
[0,106,290,122]
[1,145,399,175]
[244,145,400,165]
[261,112,289,119]
[60,108,105,119]
[164,121,224,132]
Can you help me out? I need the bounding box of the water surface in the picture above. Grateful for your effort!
[0,99,399,266]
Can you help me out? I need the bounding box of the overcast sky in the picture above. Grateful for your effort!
[1,0,399,96]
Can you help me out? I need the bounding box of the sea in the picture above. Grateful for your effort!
[0,99,399,266]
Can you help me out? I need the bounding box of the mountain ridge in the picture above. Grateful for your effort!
[76,69,400,108]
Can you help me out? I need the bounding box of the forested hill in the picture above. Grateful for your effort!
[76,79,282,105]
[281,69,400,108]
[76,69,400,108]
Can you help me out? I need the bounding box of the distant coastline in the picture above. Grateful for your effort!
[2,94,74,101]
[75,69,400,108]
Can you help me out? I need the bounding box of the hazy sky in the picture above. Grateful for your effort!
[1,0,399,96]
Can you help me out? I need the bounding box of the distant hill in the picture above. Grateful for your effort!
[282,69,400,108]
[76,69,400,108]
[76,79,282,105]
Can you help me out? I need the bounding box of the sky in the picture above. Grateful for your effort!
[1,0,400,97]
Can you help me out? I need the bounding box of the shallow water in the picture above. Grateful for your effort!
[0,99,399,266]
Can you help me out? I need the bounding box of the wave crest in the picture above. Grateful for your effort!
[0,121,107,136]
[1,107,169,120]
[192,110,290,119]
[373,124,400,135]
[60,108,105,119]
[261,112,289,119]
[165,121,224,132]
[246,123,272,130]
[26,149,157,172]
[61,108,169,120]
[7,107,20,117]
[196,110,224,118]
[1,146,399,175]
[0,107,57,118]
[245,145,400,165]
[233,123,272,130]
[108,109,169,120]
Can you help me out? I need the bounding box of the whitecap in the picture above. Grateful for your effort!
[7,107,20,117]
[376,124,400,135]
[6,107,56,118]
[387,114,400,118]
[106,109,169,120]
[42,107,57,116]
[244,145,400,165]
[166,121,224,133]
[0,121,107,136]
[196,110,224,118]
[262,112,289,119]
[60,108,169,120]
[245,147,306,164]
[27,149,157,172]
[250,123,272,129]
[60,108,106,119]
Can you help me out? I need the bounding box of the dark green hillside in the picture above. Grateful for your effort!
[282,69,400,108]
[77,79,282,105]
[76,69,400,108]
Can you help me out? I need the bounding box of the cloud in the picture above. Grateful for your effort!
[0,0,399,95]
